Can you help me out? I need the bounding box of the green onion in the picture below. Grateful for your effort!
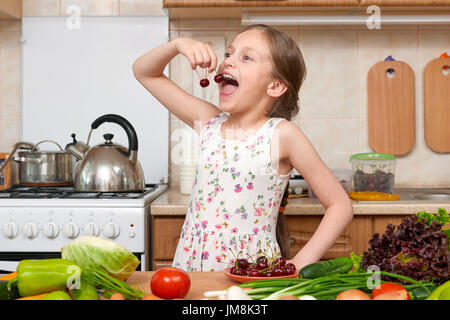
[238,271,433,300]
[82,268,145,300]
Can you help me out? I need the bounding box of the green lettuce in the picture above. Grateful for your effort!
[62,236,140,281]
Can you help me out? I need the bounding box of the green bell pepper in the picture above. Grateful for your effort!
[8,259,81,297]
[71,279,99,300]
[426,280,450,300]
[41,290,72,300]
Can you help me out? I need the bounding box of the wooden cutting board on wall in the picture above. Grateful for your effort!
[424,57,450,153]
[367,60,415,156]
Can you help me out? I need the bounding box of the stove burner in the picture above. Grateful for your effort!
[0,184,158,199]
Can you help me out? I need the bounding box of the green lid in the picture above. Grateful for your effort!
[349,152,397,162]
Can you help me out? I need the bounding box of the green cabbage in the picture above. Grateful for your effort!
[62,236,140,281]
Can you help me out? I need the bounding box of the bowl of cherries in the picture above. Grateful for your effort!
[223,255,297,283]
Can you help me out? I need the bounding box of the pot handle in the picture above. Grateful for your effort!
[90,114,138,157]
[0,142,35,174]
[31,140,64,152]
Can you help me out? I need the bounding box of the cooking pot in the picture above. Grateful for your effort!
[0,140,74,186]
[66,114,145,192]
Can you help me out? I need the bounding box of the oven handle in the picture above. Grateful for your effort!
[0,261,19,273]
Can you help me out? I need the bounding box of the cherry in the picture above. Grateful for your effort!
[242,268,251,276]
[199,78,210,88]
[237,258,249,269]
[256,261,268,270]
[273,267,284,277]
[256,256,268,264]
[249,269,259,277]
[285,263,296,271]
[264,271,273,277]
[214,74,223,83]
[277,257,287,268]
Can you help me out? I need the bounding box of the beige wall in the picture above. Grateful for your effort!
[1,1,449,188]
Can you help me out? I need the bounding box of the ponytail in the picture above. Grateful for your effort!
[276,181,294,258]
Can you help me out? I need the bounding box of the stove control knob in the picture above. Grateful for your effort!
[23,221,39,239]
[83,222,100,236]
[103,222,120,239]
[62,221,80,239]
[43,221,60,239]
[2,221,19,239]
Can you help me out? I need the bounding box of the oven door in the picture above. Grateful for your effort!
[0,252,144,274]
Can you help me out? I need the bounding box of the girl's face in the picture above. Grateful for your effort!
[217,29,275,113]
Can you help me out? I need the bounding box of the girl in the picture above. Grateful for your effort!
[133,24,353,272]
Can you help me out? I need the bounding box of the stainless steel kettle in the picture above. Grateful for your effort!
[66,114,145,192]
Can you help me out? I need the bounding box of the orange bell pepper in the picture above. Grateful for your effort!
[349,191,400,201]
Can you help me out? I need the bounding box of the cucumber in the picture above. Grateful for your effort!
[299,257,353,279]
[0,280,21,300]
[411,286,436,300]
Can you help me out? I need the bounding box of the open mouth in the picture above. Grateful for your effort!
[216,73,239,97]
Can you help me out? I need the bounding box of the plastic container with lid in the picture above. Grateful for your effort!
[349,152,397,194]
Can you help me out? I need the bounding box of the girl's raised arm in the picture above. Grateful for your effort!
[132,37,221,132]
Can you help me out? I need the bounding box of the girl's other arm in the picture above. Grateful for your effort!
[279,121,354,270]
[132,37,221,132]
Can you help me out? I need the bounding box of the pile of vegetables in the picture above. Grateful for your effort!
[0,236,192,300]
[207,208,449,301]
[233,257,436,300]
[360,209,449,284]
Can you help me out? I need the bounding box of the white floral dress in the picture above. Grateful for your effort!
[172,112,292,271]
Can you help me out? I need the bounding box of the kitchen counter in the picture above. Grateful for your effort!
[126,271,235,300]
[151,188,450,216]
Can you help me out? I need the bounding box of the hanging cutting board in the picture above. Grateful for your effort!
[367,60,415,156]
[424,57,450,153]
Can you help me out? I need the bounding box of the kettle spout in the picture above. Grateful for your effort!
[65,133,89,160]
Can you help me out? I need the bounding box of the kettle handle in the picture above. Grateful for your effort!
[91,114,138,156]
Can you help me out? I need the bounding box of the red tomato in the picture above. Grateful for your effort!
[371,283,410,300]
[150,267,191,299]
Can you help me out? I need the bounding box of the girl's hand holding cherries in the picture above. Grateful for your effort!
[173,37,227,88]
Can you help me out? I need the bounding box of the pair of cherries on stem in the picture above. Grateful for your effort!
[199,69,223,88]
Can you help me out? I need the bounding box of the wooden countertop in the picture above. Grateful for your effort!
[151,188,450,216]
[126,271,236,300]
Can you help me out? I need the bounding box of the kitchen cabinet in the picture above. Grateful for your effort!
[0,0,21,20]
[151,214,408,270]
[163,0,450,19]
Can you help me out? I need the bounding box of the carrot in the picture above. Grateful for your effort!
[0,272,17,281]
[110,292,125,300]
[142,294,163,300]
[16,293,49,300]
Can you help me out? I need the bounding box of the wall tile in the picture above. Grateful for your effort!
[119,0,165,16]
[61,0,119,16]
[358,116,421,187]
[298,29,358,119]
[23,0,61,16]
[0,21,22,32]
[0,120,21,152]
[299,118,358,170]
[0,30,22,121]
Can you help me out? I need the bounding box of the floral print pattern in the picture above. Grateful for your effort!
[172,112,291,271]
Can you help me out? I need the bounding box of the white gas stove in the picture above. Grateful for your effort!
[0,183,168,273]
